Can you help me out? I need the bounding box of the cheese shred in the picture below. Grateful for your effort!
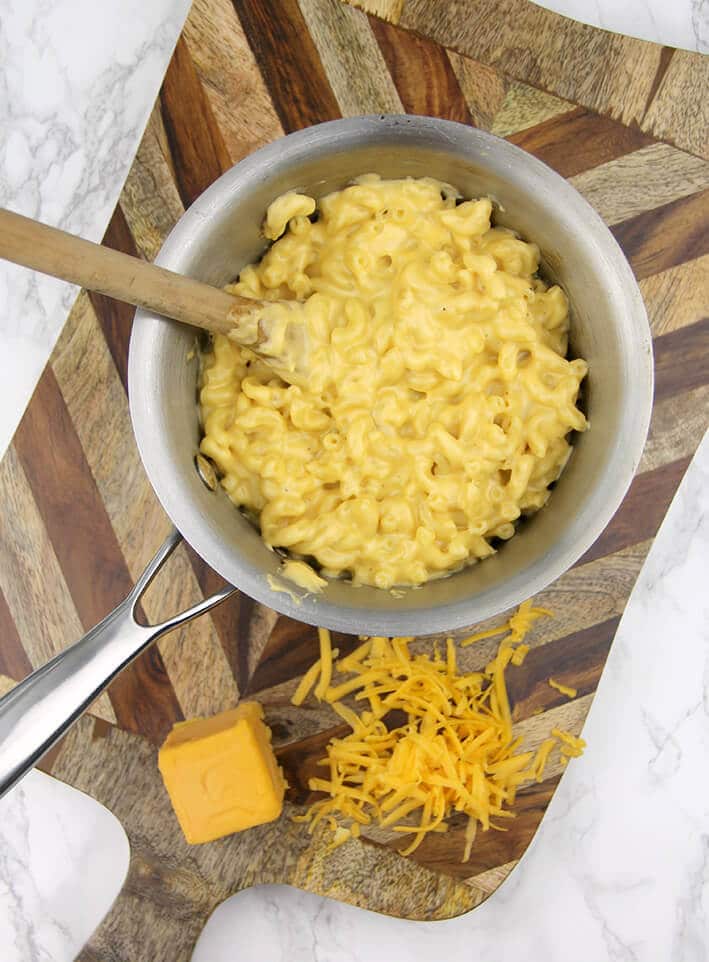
[548,678,578,699]
[292,601,583,859]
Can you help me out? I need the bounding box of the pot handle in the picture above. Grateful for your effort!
[0,529,236,800]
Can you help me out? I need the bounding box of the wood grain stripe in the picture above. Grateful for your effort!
[457,58,577,144]
[641,255,709,338]
[232,0,341,132]
[397,0,661,130]
[643,50,709,161]
[489,82,573,140]
[611,190,709,280]
[370,16,472,122]
[0,674,18,698]
[89,204,140,391]
[507,617,619,719]
[13,366,182,741]
[576,456,692,568]
[641,46,675,122]
[0,586,32,681]
[298,0,403,116]
[569,142,709,226]
[0,446,115,723]
[653,318,709,402]
[51,293,240,718]
[445,49,508,130]
[160,35,233,207]
[181,542,246,689]
[182,0,283,163]
[509,107,654,179]
[383,774,559,878]
[640,385,709,474]
[465,859,518,895]
[247,618,360,696]
[118,105,185,262]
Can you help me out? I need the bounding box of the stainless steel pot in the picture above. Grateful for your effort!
[0,116,653,797]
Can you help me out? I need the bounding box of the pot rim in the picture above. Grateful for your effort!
[128,115,653,635]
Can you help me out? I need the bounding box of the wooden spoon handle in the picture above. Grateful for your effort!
[0,207,258,337]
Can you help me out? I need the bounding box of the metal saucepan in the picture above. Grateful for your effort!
[0,116,654,798]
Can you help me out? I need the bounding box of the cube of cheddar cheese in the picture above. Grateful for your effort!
[158,701,286,844]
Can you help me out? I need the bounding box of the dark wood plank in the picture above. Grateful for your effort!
[509,107,655,179]
[507,618,620,719]
[183,542,258,694]
[35,733,70,775]
[246,620,360,695]
[577,456,692,567]
[370,16,472,123]
[384,775,560,878]
[160,35,233,207]
[612,190,709,281]
[0,586,33,680]
[89,204,139,392]
[653,317,709,402]
[277,723,351,805]
[232,0,341,132]
[13,367,183,742]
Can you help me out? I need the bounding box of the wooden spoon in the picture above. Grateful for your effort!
[0,207,303,370]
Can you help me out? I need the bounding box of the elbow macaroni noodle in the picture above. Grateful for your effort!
[199,176,588,589]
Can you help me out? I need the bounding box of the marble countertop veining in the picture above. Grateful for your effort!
[0,1,707,960]
[0,0,191,459]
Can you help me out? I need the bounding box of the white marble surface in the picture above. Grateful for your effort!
[0,0,191,459]
[0,771,129,962]
[0,0,707,960]
[531,0,709,52]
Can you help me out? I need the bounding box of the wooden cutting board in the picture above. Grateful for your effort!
[0,0,707,958]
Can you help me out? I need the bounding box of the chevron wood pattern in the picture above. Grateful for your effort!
[0,1,707,958]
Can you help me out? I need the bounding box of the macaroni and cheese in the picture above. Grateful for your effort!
[199,176,588,589]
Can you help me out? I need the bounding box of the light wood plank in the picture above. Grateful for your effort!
[119,105,185,261]
[299,0,403,115]
[397,0,661,129]
[183,0,283,161]
[644,50,709,161]
[51,293,239,717]
[492,81,574,138]
[446,50,507,130]
[464,860,518,894]
[0,674,17,697]
[640,255,709,338]
[640,385,709,474]
[345,0,403,20]
[0,447,116,723]
[570,142,709,226]
[449,48,574,137]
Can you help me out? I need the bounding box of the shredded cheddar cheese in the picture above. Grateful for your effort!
[552,727,586,758]
[314,627,335,701]
[291,601,582,859]
[461,599,551,647]
[548,678,578,699]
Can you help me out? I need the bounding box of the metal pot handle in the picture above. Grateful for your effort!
[0,529,236,800]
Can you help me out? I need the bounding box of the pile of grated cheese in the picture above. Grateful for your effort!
[291,601,585,858]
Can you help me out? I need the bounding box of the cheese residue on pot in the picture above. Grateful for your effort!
[292,601,585,858]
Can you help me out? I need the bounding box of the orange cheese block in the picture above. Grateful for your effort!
[158,701,286,844]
